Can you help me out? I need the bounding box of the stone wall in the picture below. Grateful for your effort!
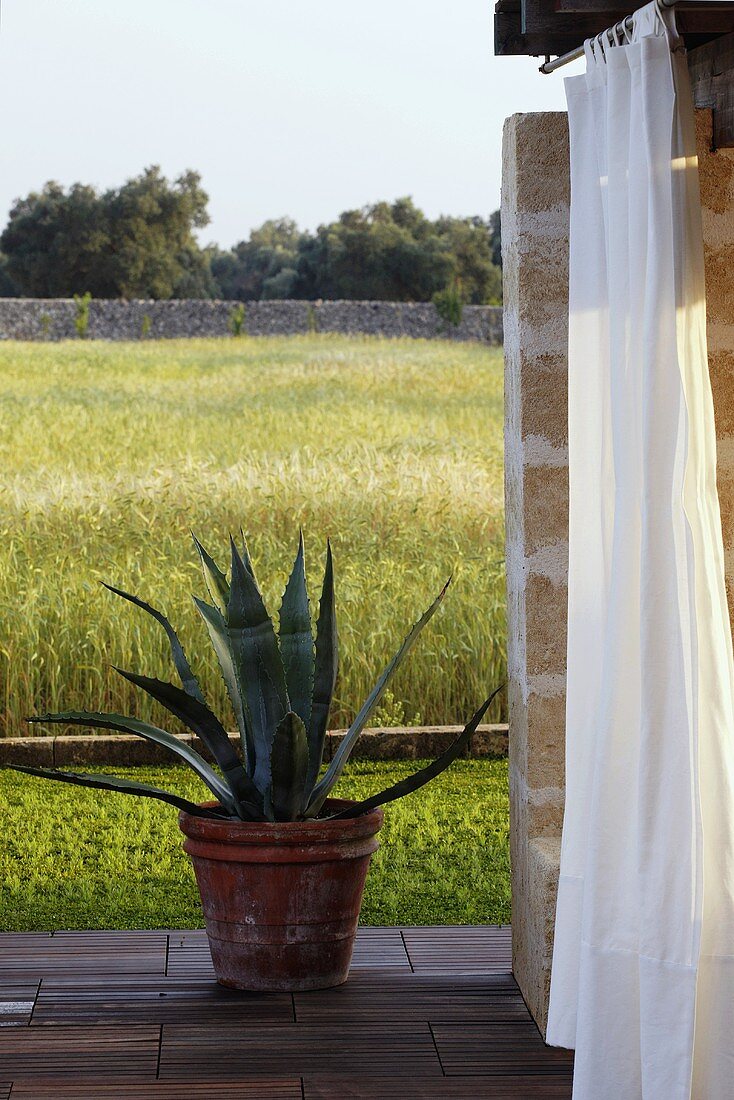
[0,724,509,767]
[502,107,734,1036]
[502,111,571,1036]
[700,116,734,619]
[0,298,503,344]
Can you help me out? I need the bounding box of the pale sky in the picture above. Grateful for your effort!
[0,0,582,248]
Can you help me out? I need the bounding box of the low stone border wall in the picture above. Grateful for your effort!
[0,298,503,344]
[0,724,508,768]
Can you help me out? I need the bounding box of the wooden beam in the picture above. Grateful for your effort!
[531,3,732,36]
[556,0,729,10]
[494,0,734,57]
[688,31,734,148]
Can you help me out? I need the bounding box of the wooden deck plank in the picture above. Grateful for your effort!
[294,971,527,1024]
[303,1078,574,1099]
[0,1026,160,1079]
[401,925,513,973]
[9,1081,303,1098]
[31,977,294,1026]
[0,931,167,978]
[159,1024,443,1079]
[0,981,39,1026]
[166,925,410,979]
[433,1023,574,1076]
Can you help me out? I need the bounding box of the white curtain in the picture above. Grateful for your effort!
[546,5,734,1097]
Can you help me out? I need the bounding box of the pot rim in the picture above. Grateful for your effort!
[178,797,384,846]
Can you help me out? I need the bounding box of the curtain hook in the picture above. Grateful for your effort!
[584,38,597,69]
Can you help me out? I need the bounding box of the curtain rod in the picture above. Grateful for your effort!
[539,0,679,74]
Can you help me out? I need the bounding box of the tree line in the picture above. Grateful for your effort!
[0,167,502,305]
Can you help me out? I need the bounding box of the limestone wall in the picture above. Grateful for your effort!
[502,107,734,1036]
[0,298,503,344]
[502,111,571,1035]
[700,117,734,618]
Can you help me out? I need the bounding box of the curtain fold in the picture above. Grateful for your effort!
[546,5,734,1097]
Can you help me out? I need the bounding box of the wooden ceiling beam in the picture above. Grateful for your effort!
[495,0,734,55]
[523,2,732,38]
[688,31,734,148]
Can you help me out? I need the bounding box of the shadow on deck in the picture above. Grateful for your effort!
[0,925,573,1098]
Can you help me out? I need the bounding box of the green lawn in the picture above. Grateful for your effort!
[0,760,510,931]
[0,335,505,738]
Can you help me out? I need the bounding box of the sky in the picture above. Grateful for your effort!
[0,0,583,249]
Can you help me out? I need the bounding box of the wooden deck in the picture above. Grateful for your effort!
[0,926,573,1098]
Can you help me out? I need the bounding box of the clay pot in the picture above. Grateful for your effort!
[178,799,384,992]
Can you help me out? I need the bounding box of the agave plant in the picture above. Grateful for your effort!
[8,534,499,822]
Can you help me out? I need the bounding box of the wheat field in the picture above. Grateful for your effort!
[0,335,505,737]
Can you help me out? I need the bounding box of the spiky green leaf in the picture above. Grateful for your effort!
[113,668,261,818]
[327,688,502,820]
[270,711,310,821]
[227,539,289,791]
[27,711,237,813]
[102,583,204,704]
[306,540,337,794]
[194,597,252,768]
[239,530,256,576]
[4,764,226,818]
[305,579,451,817]
[192,534,230,615]
[279,531,314,730]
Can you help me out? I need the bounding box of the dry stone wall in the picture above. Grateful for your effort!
[0,298,503,344]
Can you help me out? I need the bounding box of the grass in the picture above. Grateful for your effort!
[0,335,505,738]
[0,760,510,931]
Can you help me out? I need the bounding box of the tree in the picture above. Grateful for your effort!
[210,218,303,300]
[294,199,502,304]
[489,209,502,270]
[297,199,454,302]
[435,214,502,304]
[104,168,211,298]
[1,168,212,299]
[1,182,110,297]
[0,255,19,296]
[211,199,502,305]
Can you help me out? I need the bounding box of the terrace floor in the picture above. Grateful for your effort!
[0,925,573,1098]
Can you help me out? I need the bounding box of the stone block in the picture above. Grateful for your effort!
[504,114,571,215]
[524,574,569,678]
[507,675,529,777]
[53,734,193,767]
[709,353,734,439]
[191,732,242,764]
[522,467,569,555]
[0,736,54,767]
[527,692,567,790]
[519,357,569,451]
[470,725,510,757]
[527,792,565,839]
[323,726,498,761]
[717,462,734,550]
[705,244,734,322]
[512,836,562,1037]
[516,258,571,335]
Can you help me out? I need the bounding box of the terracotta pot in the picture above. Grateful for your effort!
[178,798,383,992]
